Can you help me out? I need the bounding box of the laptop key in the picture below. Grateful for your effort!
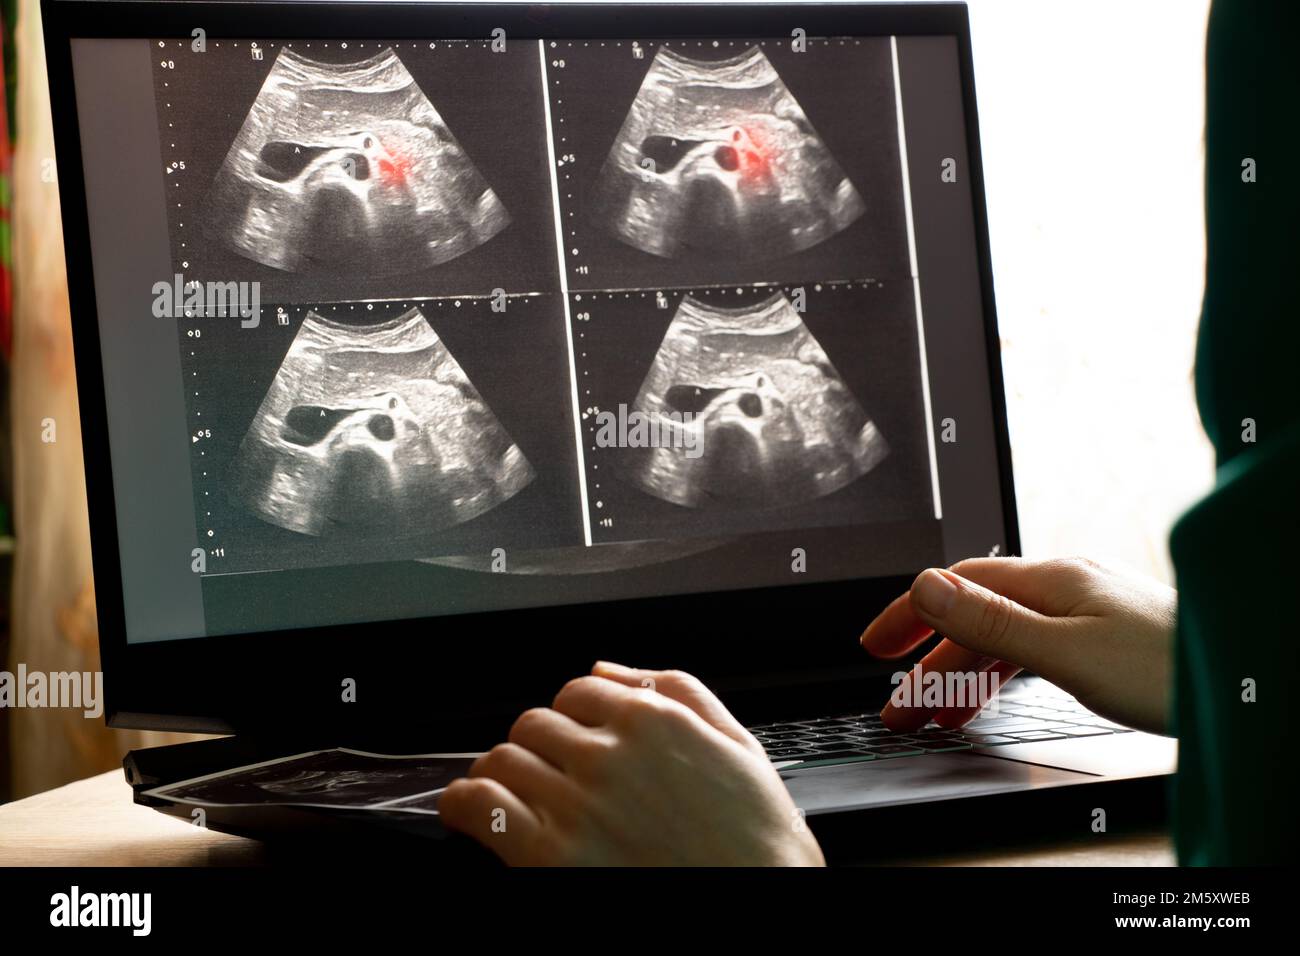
[1066,717,1132,731]
[1005,731,1068,741]
[961,720,1064,734]
[1015,707,1067,718]
[963,734,1020,745]
[765,748,821,759]
[810,742,869,753]
[912,739,973,751]
[961,717,1032,730]
[790,750,876,763]
[865,744,923,757]
[1055,726,1113,737]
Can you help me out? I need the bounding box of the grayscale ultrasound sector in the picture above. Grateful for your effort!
[620,293,887,508]
[590,46,865,261]
[203,47,509,275]
[230,308,533,536]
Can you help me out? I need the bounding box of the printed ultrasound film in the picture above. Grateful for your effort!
[147,749,475,811]
[573,283,934,545]
[181,296,583,576]
[548,37,912,292]
[151,39,558,304]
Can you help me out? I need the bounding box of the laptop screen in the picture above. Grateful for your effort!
[66,30,1008,645]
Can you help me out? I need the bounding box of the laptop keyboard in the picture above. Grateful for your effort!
[748,682,1131,768]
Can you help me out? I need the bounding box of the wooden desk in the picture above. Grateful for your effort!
[0,771,266,866]
[0,771,1176,867]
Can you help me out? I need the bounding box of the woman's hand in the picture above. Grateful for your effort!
[438,662,825,866]
[860,557,1175,735]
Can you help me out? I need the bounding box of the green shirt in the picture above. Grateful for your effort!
[1170,0,1300,864]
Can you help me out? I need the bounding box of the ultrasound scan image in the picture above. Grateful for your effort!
[202,46,509,275]
[619,292,888,509]
[160,37,938,631]
[590,45,866,261]
[230,307,533,538]
[151,750,474,809]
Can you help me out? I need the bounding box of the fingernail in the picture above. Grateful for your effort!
[912,569,957,617]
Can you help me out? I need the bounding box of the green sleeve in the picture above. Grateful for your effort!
[1170,0,1300,864]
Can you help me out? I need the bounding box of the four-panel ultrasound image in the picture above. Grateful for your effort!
[152,36,934,579]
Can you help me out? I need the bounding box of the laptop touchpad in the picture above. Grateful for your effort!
[781,753,1097,816]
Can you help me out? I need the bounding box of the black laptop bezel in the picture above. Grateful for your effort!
[41,0,1018,736]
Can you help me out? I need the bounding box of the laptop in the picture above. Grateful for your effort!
[42,0,1175,851]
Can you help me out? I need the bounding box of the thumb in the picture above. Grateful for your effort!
[908,568,1064,673]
